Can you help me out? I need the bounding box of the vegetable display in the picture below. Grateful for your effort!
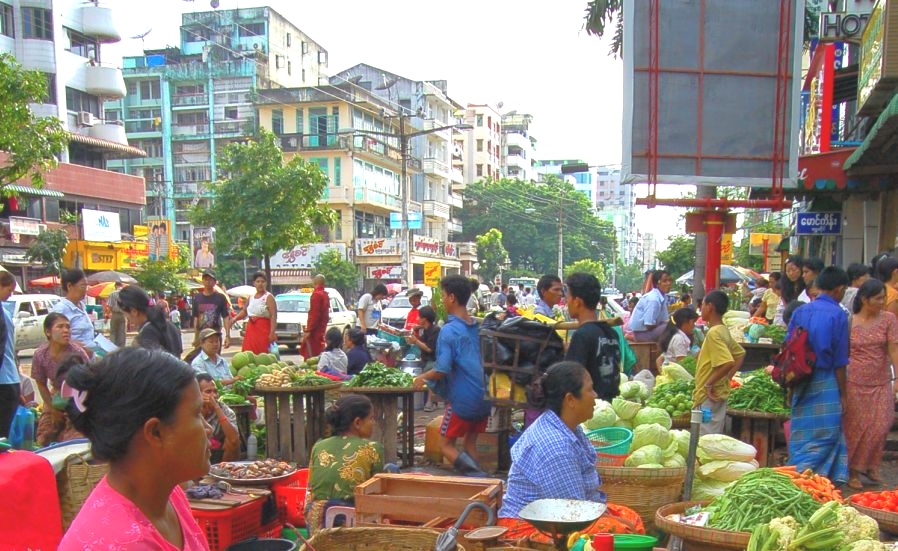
[852,489,898,513]
[346,362,414,388]
[764,325,787,346]
[679,356,697,376]
[746,500,882,551]
[655,362,695,387]
[692,434,759,500]
[727,370,790,415]
[646,380,694,417]
[706,468,821,532]
[773,465,843,504]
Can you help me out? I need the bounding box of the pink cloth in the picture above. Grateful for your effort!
[59,476,208,550]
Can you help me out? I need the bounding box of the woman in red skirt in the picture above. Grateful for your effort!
[234,271,277,354]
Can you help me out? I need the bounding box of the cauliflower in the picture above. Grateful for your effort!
[841,541,888,551]
[835,506,880,543]
[767,516,799,549]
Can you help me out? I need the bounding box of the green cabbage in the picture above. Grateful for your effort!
[624,444,663,467]
[614,418,633,430]
[698,434,757,462]
[633,407,672,430]
[631,423,670,451]
[612,397,642,420]
[663,454,686,468]
[662,438,679,460]
[661,362,694,382]
[637,463,664,469]
[619,380,647,401]
[697,460,758,482]
[584,400,618,430]
[670,429,691,458]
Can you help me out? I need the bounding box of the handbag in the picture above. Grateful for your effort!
[57,452,109,530]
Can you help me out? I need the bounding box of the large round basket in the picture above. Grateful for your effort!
[671,413,691,429]
[299,527,466,550]
[654,501,750,551]
[849,499,898,535]
[597,466,686,531]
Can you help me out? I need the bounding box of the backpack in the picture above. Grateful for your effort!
[771,326,816,389]
[590,321,623,401]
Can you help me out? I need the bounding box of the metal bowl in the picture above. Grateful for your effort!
[518,499,607,535]
[208,460,296,486]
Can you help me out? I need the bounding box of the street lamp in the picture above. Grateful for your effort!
[353,116,472,287]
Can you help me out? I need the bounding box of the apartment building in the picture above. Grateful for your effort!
[105,6,328,242]
[456,103,502,185]
[0,0,147,280]
[255,83,474,286]
[501,111,537,182]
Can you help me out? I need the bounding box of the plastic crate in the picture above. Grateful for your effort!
[272,468,310,527]
[192,498,264,551]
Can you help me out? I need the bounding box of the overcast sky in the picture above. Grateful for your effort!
[105,0,688,248]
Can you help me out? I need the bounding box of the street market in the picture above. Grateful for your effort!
[5,0,898,550]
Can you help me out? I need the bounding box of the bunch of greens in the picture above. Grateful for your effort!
[678,356,697,376]
[763,325,787,345]
[728,370,789,415]
[292,373,336,387]
[215,380,251,406]
[346,362,414,388]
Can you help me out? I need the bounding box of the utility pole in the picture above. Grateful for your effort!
[557,187,564,279]
[399,114,412,288]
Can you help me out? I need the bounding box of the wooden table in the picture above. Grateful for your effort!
[739,342,781,371]
[340,387,416,467]
[230,403,253,457]
[255,384,342,465]
[727,408,789,467]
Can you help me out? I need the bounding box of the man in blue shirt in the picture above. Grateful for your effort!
[629,270,673,342]
[786,266,850,484]
[413,275,491,477]
[0,271,20,437]
[534,274,563,318]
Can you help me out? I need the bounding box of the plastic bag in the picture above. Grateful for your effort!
[632,369,656,396]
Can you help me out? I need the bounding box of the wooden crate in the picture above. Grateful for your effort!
[355,473,502,527]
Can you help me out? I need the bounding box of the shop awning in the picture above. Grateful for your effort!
[3,184,64,198]
[67,132,147,159]
[844,94,898,176]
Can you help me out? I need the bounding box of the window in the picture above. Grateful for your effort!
[318,51,328,65]
[239,22,264,37]
[175,84,204,95]
[126,81,137,96]
[294,108,303,134]
[287,60,292,76]
[104,109,120,122]
[302,68,306,81]
[476,139,483,152]
[286,32,292,47]
[67,29,99,61]
[65,87,99,116]
[334,158,341,186]
[476,164,483,177]
[22,7,52,40]
[140,80,161,100]
[476,114,483,127]
[175,111,208,125]
[41,73,56,104]
[0,3,13,38]
[224,106,239,120]
[271,109,284,134]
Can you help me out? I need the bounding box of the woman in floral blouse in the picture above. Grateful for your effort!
[304,393,385,534]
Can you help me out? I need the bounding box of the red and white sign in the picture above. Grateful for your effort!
[366,265,402,279]
[413,235,441,256]
[443,242,458,258]
[356,238,400,257]
[270,243,346,269]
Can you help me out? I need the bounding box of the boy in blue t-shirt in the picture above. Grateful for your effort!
[413,275,490,477]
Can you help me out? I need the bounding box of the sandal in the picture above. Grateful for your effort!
[865,471,882,483]
[847,478,864,490]
[423,403,437,412]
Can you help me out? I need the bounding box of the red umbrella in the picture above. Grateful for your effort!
[29,275,60,288]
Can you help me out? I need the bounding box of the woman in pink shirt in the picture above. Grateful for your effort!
[59,347,211,550]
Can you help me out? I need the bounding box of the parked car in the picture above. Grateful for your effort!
[380,288,433,330]
[274,288,357,351]
[4,294,61,354]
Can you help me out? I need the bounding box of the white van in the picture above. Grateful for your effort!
[4,294,61,353]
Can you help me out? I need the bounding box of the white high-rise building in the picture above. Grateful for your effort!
[501,111,537,182]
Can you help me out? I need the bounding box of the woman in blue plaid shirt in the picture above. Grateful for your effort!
[497,362,645,538]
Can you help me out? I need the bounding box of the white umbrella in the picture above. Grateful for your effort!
[675,265,754,286]
[226,285,256,298]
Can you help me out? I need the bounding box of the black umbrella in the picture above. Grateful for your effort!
[86,270,138,285]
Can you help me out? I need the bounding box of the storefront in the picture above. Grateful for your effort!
[63,240,150,271]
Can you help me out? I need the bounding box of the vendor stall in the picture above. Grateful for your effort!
[255,383,341,464]
[339,386,416,466]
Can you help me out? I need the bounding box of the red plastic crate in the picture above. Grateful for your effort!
[192,498,264,551]
[257,520,285,538]
[272,468,309,527]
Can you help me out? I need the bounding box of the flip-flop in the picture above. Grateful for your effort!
[847,479,864,490]
[865,472,882,483]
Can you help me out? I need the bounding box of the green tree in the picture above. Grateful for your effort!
[655,235,696,279]
[131,257,188,295]
[614,261,646,294]
[0,54,68,189]
[312,248,359,297]
[25,228,68,284]
[564,258,606,283]
[190,129,336,284]
[459,177,615,275]
[735,220,787,272]
[475,228,509,284]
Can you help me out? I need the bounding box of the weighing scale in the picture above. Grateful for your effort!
[518,499,607,550]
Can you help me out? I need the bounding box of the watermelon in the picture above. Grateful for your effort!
[232,351,251,370]
[237,366,255,379]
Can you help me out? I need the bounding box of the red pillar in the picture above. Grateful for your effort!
[704,211,724,291]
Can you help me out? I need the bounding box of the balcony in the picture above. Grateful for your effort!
[173,153,211,165]
[85,65,126,98]
[505,131,531,150]
[447,219,463,234]
[174,183,207,196]
[322,186,352,203]
[421,119,451,139]
[353,187,401,211]
[172,93,209,108]
[457,242,477,260]
[422,157,450,179]
[506,154,529,170]
[214,119,253,137]
[448,193,463,209]
[171,124,210,139]
[350,137,403,166]
[279,133,349,153]
[80,5,121,43]
[450,166,464,185]
[88,122,128,144]
[423,199,450,220]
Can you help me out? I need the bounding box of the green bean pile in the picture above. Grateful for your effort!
[707,468,821,532]
[727,371,790,415]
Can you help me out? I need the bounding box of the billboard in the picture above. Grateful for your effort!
[146,216,172,261]
[192,227,215,269]
[270,243,347,269]
[82,209,121,242]
[622,0,804,188]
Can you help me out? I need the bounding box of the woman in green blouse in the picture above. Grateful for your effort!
[304,393,388,534]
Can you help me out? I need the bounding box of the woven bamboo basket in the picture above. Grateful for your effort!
[57,453,109,530]
[597,466,686,530]
[299,527,466,550]
[654,501,749,551]
[670,413,691,429]
[849,499,898,535]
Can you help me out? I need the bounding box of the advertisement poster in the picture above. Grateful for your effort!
[146,216,172,261]
[192,227,215,269]
[82,209,122,242]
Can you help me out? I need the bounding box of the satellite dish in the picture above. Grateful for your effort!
[497,101,504,109]
[375,76,399,90]
[347,75,363,85]
[130,28,153,40]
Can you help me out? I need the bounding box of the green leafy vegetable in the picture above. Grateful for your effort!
[346,362,414,388]
[728,370,789,415]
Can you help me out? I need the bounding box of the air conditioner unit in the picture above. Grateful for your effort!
[77,111,95,127]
